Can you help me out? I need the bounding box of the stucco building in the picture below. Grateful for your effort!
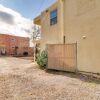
[0,34,33,56]
[34,0,100,74]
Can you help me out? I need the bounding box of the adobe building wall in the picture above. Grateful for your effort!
[63,0,100,73]
[40,1,64,50]
[34,0,100,74]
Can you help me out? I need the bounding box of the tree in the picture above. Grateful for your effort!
[32,25,41,62]
[33,25,41,40]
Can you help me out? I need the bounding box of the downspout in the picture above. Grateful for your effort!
[63,35,66,44]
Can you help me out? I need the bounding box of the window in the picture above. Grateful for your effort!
[50,9,57,25]
[12,38,15,42]
[12,47,15,48]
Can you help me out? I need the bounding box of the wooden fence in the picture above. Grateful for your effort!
[47,43,77,72]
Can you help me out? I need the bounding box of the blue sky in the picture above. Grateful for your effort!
[0,0,57,19]
[0,0,57,37]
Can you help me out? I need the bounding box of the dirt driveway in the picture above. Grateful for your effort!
[0,57,100,100]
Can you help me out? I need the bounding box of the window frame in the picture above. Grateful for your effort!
[50,9,58,26]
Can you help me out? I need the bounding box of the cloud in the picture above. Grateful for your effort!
[0,11,14,24]
[0,4,33,37]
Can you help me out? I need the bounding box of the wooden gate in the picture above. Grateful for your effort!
[47,43,77,72]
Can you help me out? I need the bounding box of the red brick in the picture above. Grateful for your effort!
[0,34,33,56]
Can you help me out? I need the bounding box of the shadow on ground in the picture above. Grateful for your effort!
[46,69,100,84]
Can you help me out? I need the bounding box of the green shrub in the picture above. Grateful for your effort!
[36,50,48,69]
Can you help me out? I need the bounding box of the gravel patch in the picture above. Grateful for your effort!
[0,57,100,100]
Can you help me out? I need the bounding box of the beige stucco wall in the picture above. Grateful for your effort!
[63,0,100,73]
[34,0,100,73]
[40,1,64,50]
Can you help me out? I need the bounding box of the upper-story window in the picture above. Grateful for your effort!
[50,9,57,25]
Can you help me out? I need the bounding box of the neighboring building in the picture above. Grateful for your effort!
[34,0,100,74]
[0,34,33,56]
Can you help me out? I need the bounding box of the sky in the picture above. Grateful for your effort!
[0,0,57,37]
[0,0,57,19]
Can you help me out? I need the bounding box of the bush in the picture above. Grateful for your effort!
[36,50,48,69]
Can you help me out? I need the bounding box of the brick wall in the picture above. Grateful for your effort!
[0,34,33,56]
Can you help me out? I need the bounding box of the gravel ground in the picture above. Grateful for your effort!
[0,57,100,100]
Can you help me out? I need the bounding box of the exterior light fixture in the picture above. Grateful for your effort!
[82,36,86,39]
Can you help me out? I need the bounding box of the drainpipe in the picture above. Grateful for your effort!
[63,35,66,44]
